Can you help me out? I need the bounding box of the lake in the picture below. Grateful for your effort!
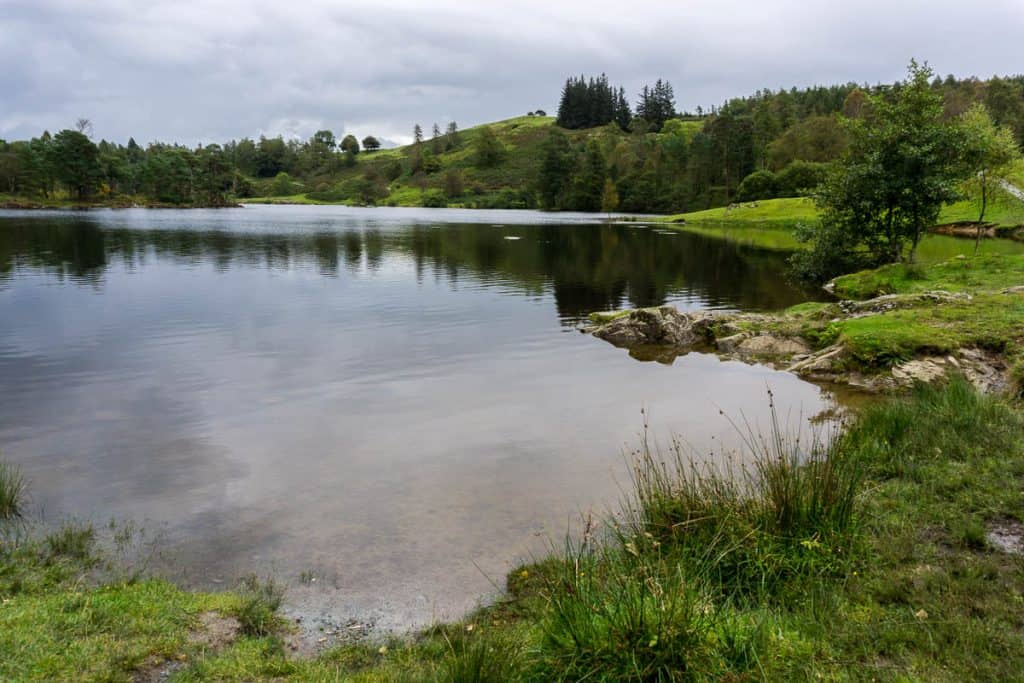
[0,205,836,632]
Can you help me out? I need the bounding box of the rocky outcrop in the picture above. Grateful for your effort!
[589,306,715,349]
[584,302,1012,395]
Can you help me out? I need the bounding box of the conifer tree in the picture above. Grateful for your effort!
[445,122,460,150]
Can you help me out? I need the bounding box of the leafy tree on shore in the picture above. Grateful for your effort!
[794,60,968,280]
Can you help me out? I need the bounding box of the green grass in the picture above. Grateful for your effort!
[831,254,1024,299]
[661,190,1024,254]
[665,197,820,228]
[761,255,1024,370]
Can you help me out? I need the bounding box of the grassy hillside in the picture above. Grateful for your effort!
[247,116,574,209]
[245,116,709,211]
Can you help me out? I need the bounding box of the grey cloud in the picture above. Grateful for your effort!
[2,0,1022,145]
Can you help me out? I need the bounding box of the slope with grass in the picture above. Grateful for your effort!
[245,116,575,210]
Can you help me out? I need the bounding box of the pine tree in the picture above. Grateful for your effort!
[413,124,423,145]
[445,122,460,151]
[431,123,443,153]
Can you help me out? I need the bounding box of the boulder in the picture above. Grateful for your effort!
[590,306,714,349]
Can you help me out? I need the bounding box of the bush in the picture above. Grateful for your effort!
[790,218,876,284]
[270,172,300,196]
[422,190,448,208]
[776,161,828,198]
[443,169,464,199]
[384,160,404,181]
[735,170,779,201]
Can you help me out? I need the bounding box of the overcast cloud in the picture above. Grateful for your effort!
[2,0,1022,146]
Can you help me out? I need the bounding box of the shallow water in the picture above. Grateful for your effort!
[0,205,835,631]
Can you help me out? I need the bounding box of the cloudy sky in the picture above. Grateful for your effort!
[2,0,1022,146]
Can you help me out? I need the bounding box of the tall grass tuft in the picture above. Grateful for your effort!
[432,634,524,683]
[626,397,862,599]
[0,458,28,522]
[236,574,285,636]
[45,522,96,560]
[539,526,720,681]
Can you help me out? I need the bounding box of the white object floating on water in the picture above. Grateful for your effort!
[504,236,522,240]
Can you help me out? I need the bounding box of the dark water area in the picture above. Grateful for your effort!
[0,205,832,631]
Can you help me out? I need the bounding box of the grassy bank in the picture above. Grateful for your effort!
[661,191,1024,254]
[3,376,1024,680]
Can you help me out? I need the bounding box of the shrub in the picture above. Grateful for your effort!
[270,172,299,196]
[735,170,779,201]
[0,459,28,522]
[384,160,404,181]
[776,161,828,197]
[443,169,464,198]
[236,574,285,636]
[422,190,447,208]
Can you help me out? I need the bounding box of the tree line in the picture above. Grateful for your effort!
[2,69,1021,214]
[536,70,1024,214]
[0,122,391,206]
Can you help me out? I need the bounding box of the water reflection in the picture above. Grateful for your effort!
[0,210,822,322]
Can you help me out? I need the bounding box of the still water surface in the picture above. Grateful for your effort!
[0,205,833,629]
